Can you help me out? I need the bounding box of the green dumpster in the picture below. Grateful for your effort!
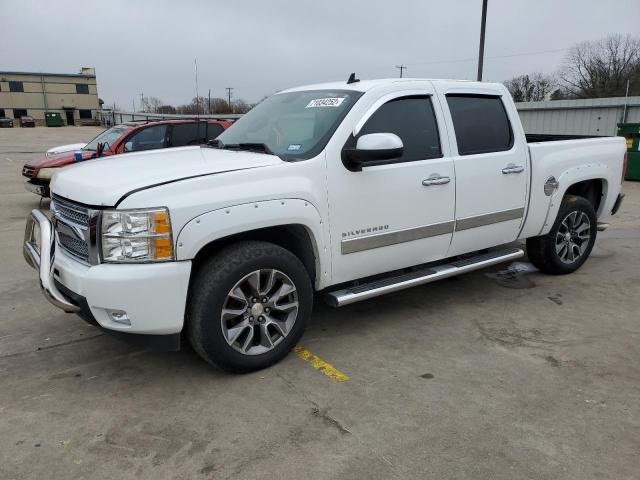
[618,122,640,181]
[45,112,63,127]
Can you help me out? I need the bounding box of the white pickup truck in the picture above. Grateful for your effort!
[24,77,626,372]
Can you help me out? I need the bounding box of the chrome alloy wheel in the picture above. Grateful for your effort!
[220,269,299,355]
[555,211,591,264]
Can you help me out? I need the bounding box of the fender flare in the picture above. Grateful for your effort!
[175,198,329,287]
[539,163,610,236]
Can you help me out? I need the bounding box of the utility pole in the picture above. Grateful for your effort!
[395,65,407,78]
[140,92,144,111]
[477,0,488,81]
[226,87,233,113]
[208,89,211,115]
[622,79,630,123]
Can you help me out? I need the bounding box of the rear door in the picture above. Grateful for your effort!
[169,122,205,147]
[435,86,528,256]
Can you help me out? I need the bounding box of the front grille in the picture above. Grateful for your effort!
[51,195,90,227]
[22,165,36,178]
[51,195,96,264]
[57,232,90,261]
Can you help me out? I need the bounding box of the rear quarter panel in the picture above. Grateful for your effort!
[520,137,626,238]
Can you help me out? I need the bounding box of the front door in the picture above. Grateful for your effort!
[438,91,528,256]
[326,90,456,284]
[65,110,75,126]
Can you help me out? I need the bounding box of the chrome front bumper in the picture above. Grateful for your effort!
[23,209,79,313]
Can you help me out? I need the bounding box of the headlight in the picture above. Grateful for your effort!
[36,167,58,179]
[100,208,174,263]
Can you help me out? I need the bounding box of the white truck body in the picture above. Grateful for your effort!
[24,78,626,364]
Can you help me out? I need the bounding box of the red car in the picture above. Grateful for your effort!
[22,118,233,196]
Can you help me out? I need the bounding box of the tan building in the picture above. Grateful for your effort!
[0,67,100,126]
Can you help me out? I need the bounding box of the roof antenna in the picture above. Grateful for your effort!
[347,72,360,84]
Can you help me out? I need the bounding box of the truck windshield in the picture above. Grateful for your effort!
[83,126,129,151]
[215,90,361,160]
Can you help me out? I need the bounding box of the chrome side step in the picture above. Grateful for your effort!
[325,247,524,307]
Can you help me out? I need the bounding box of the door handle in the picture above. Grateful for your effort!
[422,174,451,186]
[502,163,524,174]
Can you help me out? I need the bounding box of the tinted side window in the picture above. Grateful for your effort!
[359,96,441,162]
[206,123,224,141]
[76,84,90,94]
[171,123,202,147]
[126,125,168,152]
[446,95,513,155]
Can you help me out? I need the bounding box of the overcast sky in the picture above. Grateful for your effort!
[2,0,639,108]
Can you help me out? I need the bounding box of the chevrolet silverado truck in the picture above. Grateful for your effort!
[23,77,626,372]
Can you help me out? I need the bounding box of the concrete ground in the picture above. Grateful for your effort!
[0,127,639,480]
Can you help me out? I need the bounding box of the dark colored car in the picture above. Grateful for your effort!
[22,118,233,196]
[20,116,36,127]
[0,117,14,128]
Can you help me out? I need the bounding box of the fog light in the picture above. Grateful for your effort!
[107,309,130,325]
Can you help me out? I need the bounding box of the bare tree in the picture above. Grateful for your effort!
[208,98,230,114]
[559,34,640,98]
[157,105,176,114]
[176,96,209,115]
[173,96,253,115]
[140,96,164,113]
[232,99,252,114]
[504,73,555,102]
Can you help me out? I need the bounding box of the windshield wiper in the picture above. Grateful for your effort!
[222,142,274,155]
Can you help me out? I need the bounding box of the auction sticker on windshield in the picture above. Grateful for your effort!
[305,98,346,108]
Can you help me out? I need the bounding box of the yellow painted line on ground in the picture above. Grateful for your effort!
[293,346,349,382]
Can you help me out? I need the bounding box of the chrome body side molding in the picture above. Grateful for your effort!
[341,208,525,254]
[341,221,455,254]
[454,207,524,232]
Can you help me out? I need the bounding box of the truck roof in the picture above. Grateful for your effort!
[280,77,490,94]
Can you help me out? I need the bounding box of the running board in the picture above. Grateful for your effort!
[325,247,524,307]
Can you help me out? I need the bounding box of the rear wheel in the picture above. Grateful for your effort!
[526,195,597,275]
[187,241,313,372]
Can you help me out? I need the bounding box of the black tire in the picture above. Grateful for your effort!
[187,241,313,373]
[526,195,597,275]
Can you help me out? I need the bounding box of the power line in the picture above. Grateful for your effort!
[404,47,569,68]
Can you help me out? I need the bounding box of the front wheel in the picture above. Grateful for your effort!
[526,195,597,275]
[187,241,313,373]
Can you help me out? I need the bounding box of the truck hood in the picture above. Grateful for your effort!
[46,143,87,155]
[50,146,283,206]
[26,149,94,169]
